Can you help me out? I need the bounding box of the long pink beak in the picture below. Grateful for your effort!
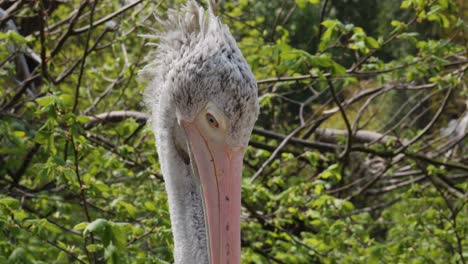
[183,122,244,264]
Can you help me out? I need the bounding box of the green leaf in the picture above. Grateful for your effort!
[118,201,137,218]
[438,0,448,8]
[59,94,73,107]
[0,197,20,209]
[11,209,28,221]
[110,224,127,249]
[319,27,336,51]
[42,220,62,234]
[13,131,26,138]
[365,36,380,49]
[92,180,110,194]
[440,14,450,28]
[342,201,355,211]
[401,0,412,9]
[104,242,118,263]
[8,247,27,262]
[36,96,54,107]
[76,115,90,124]
[84,218,110,237]
[144,202,157,211]
[331,61,346,76]
[314,184,324,195]
[322,20,338,28]
[311,55,333,67]
[296,0,307,9]
[73,222,89,231]
[5,31,29,44]
[62,168,77,183]
[86,243,103,253]
[391,20,405,28]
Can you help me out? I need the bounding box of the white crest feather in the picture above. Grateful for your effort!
[139,0,241,116]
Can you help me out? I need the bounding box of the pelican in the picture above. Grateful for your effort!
[140,1,259,263]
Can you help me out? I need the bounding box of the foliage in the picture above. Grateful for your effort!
[0,0,466,263]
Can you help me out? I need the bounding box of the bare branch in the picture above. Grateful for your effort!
[72,0,144,34]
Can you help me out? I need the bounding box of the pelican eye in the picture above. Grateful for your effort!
[206,113,219,128]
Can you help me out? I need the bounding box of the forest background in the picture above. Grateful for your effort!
[0,0,467,263]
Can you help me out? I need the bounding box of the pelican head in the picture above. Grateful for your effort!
[141,1,259,263]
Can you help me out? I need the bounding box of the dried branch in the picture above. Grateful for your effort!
[394,86,454,155]
[85,110,149,129]
[10,143,40,187]
[72,0,144,34]
[315,128,405,145]
[49,0,90,59]
[0,74,41,112]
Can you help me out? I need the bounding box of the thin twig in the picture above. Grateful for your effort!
[72,0,98,113]
[50,1,90,59]
[10,213,85,264]
[327,78,352,160]
[70,137,94,263]
[73,0,144,34]
[249,124,306,183]
[126,225,158,246]
[394,86,454,155]
[38,0,49,81]
[312,0,329,52]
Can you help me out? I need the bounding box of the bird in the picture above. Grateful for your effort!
[140,1,259,263]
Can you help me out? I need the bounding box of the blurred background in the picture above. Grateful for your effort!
[0,0,466,263]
